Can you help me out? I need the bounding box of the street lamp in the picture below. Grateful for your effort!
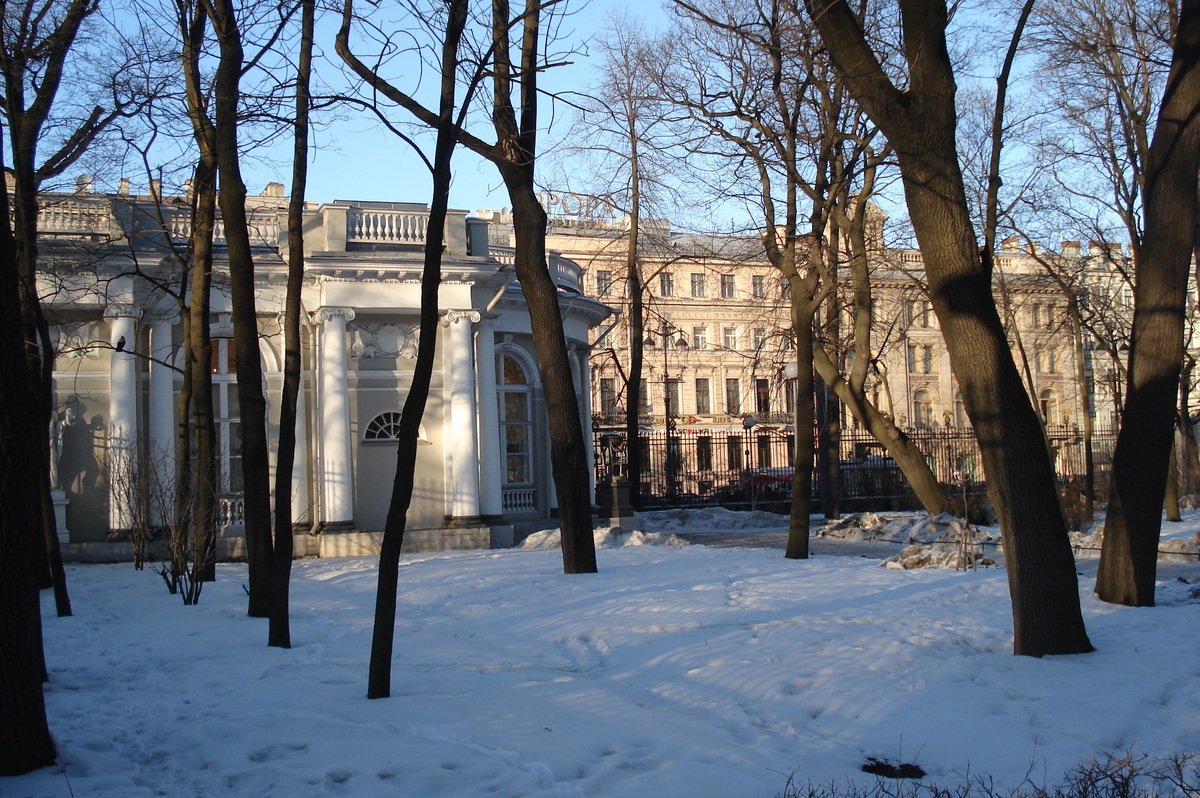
[647,323,689,498]
[743,414,757,511]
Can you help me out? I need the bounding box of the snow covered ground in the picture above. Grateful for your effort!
[7,509,1200,797]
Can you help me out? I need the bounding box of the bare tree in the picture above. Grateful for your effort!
[338,0,599,574]
[0,119,56,775]
[1096,0,1200,605]
[556,14,681,509]
[660,0,949,556]
[0,0,132,618]
[808,0,1094,655]
[269,0,315,649]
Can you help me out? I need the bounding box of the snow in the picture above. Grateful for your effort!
[7,509,1200,797]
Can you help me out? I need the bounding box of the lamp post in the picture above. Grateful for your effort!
[648,323,689,499]
[743,414,757,511]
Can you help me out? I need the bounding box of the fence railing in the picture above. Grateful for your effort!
[593,423,1122,512]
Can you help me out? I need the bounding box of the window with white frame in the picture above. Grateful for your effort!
[364,412,402,441]
[723,326,738,350]
[498,353,533,485]
[695,378,711,415]
[659,272,674,297]
[907,344,933,374]
[913,389,934,428]
[720,274,736,298]
[691,273,706,297]
[596,270,613,295]
[1040,389,1059,425]
[752,275,766,298]
[211,338,242,494]
[691,325,708,350]
[725,378,741,414]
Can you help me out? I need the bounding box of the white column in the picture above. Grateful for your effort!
[443,310,482,522]
[278,313,313,531]
[573,346,597,502]
[148,316,176,526]
[318,307,356,531]
[106,305,141,531]
[475,317,502,519]
[291,372,312,528]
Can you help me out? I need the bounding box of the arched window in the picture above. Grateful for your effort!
[914,389,934,428]
[363,412,428,443]
[1040,389,1059,426]
[499,352,533,485]
[365,412,401,441]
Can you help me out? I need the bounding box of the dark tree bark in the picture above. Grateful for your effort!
[205,0,274,615]
[1097,0,1200,605]
[269,0,315,649]
[484,0,595,572]
[179,0,219,588]
[0,0,107,619]
[809,0,1093,656]
[0,120,56,776]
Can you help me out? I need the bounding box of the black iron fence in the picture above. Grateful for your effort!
[593,423,1120,512]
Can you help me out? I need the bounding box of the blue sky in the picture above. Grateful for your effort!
[241,0,667,215]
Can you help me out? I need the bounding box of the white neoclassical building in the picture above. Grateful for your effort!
[42,182,610,556]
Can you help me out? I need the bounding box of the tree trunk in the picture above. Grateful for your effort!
[1166,438,1182,522]
[0,131,56,775]
[488,0,596,574]
[187,161,219,586]
[367,0,467,699]
[269,0,314,649]
[624,158,644,508]
[207,0,273,616]
[1097,0,1200,606]
[503,178,597,573]
[810,0,1092,655]
[180,4,220,587]
[786,303,816,559]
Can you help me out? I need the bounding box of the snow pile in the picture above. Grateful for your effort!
[884,542,996,571]
[1071,524,1200,563]
[820,512,999,545]
[818,513,1001,570]
[518,525,688,549]
[638,506,786,531]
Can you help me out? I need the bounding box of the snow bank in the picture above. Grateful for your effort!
[518,526,689,549]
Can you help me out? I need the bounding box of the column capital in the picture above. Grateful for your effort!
[440,309,481,327]
[104,305,143,320]
[316,306,356,324]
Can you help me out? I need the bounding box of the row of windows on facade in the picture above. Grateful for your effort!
[599,377,1065,430]
[598,324,791,352]
[907,344,1063,374]
[594,270,786,300]
[598,376,796,417]
[909,388,1062,428]
[905,299,1067,332]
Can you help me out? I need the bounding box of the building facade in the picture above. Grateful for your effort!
[510,200,1164,497]
[43,183,609,553]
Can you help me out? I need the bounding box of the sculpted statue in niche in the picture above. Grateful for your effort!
[350,323,420,359]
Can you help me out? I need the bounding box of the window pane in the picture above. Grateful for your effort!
[502,355,527,385]
[503,393,528,421]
